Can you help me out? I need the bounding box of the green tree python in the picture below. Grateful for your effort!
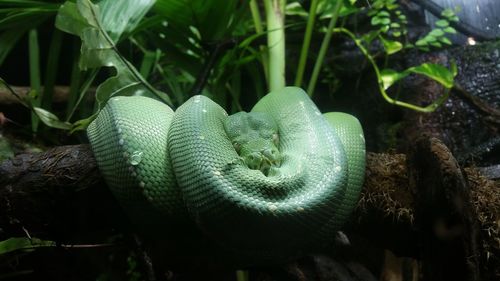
[87,87,365,261]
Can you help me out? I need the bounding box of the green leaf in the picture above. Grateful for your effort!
[424,35,437,42]
[380,68,406,90]
[408,63,455,88]
[362,30,380,44]
[54,2,89,36]
[97,0,155,41]
[441,8,455,18]
[0,28,29,66]
[78,27,115,69]
[33,107,72,130]
[0,237,56,255]
[451,61,458,76]
[380,17,391,25]
[381,63,455,91]
[429,29,444,37]
[377,10,390,17]
[55,0,171,127]
[380,25,390,33]
[386,3,398,10]
[371,16,382,25]
[379,36,403,55]
[338,1,359,17]
[367,8,377,17]
[70,114,95,132]
[435,19,449,27]
[153,0,241,41]
[139,49,160,79]
[0,4,56,30]
[444,26,457,34]
[439,36,452,45]
[415,39,428,47]
[285,2,308,17]
[429,41,442,48]
[318,0,358,18]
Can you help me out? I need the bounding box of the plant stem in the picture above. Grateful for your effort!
[335,27,449,112]
[307,0,343,97]
[0,77,30,108]
[236,270,249,281]
[86,0,172,106]
[42,29,63,110]
[29,28,41,133]
[249,0,269,82]
[294,0,319,87]
[66,37,82,121]
[66,69,98,122]
[264,0,286,92]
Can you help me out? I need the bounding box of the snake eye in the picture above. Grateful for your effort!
[245,152,262,170]
[233,142,241,153]
[272,133,279,146]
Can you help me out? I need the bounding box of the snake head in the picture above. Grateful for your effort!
[224,111,281,176]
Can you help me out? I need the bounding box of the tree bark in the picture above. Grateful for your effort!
[0,139,497,277]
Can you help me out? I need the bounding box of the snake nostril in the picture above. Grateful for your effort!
[245,152,262,169]
[233,142,241,153]
[262,148,280,162]
[272,133,279,146]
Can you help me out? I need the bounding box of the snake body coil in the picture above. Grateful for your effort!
[87,87,365,260]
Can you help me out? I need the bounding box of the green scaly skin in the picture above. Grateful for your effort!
[224,111,282,176]
[87,87,365,261]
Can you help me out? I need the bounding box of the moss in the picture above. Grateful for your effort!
[465,167,500,278]
[357,152,414,224]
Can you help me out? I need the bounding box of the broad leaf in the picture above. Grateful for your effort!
[444,26,457,34]
[379,35,402,55]
[381,62,456,91]
[97,0,155,41]
[0,237,55,255]
[0,1,58,65]
[54,2,89,37]
[407,63,456,89]
[55,0,170,130]
[429,28,444,37]
[153,0,241,41]
[0,28,29,66]
[435,19,449,27]
[380,68,406,90]
[33,107,72,130]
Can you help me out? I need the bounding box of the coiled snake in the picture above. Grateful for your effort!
[87,87,365,260]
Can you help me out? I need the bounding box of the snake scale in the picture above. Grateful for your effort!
[87,87,365,260]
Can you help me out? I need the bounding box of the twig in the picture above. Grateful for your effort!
[409,0,497,41]
[453,84,500,123]
[189,40,236,97]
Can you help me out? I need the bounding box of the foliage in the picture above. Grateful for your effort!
[55,0,167,131]
[0,0,463,278]
[367,0,407,54]
[414,8,459,51]
[366,0,459,52]
[0,1,61,66]
[0,0,459,135]
[0,237,56,255]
